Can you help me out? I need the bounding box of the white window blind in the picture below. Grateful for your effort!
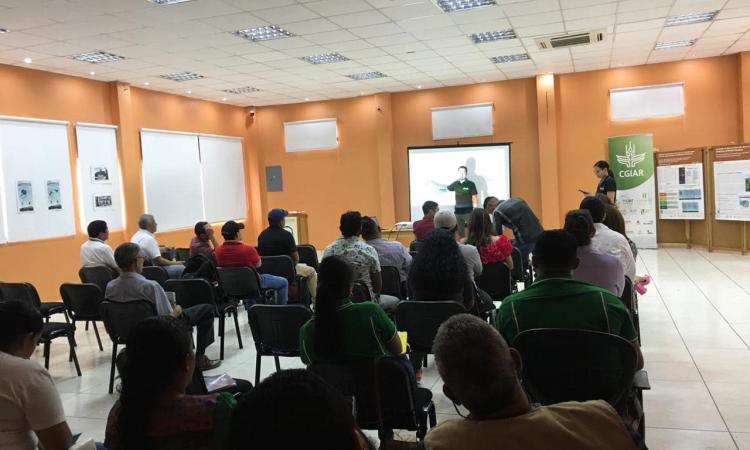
[284,118,338,152]
[431,103,493,140]
[610,83,684,121]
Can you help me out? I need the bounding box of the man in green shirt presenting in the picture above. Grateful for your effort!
[446,165,478,238]
[497,229,643,370]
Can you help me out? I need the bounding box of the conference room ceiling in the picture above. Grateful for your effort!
[0,0,748,107]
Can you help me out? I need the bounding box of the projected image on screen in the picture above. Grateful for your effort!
[408,144,511,222]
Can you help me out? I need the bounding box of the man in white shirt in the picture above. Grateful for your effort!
[80,220,118,271]
[131,214,184,279]
[433,210,483,280]
[580,197,636,281]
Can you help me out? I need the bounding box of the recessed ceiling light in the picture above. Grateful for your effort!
[233,25,293,42]
[346,71,387,80]
[436,0,496,13]
[89,71,96,76]
[0,28,9,34]
[304,97,309,101]
[654,39,696,50]
[470,29,516,44]
[146,0,195,4]
[666,11,718,26]
[186,90,192,94]
[301,52,349,65]
[223,86,260,94]
[159,71,204,82]
[221,97,227,101]
[491,53,530,63]
[417,85,422,89]
[71,51,126,64]
[360,91,364,95]
[23,57,31,64]
[144,81,150,86]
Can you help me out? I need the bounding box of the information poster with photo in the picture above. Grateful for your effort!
[714,144,750,221]
[608,134,658,248]
[656,149,705,220]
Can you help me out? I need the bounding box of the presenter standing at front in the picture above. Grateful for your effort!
[447,165,478,238]
[581,160,617,203]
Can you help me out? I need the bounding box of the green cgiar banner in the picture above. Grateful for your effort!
[608,134,658,249]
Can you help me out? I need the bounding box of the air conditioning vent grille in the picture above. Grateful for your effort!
[536,29,606,50]
[550,33,591,48]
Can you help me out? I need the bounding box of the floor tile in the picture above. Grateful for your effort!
[645,428,737,450]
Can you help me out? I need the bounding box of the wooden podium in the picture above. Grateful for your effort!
[285,211,309,244]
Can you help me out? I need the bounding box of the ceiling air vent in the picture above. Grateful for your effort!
[536,29,606,50]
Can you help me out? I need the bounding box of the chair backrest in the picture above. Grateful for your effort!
[619,276,640,340]
[409,240,423,252]
[247,304,311,355]
[394,301,466,354]
[259,255,296,284]
[351,281,371,303]
[217,267,262,302]
[60,283,103,320]
[99,300,157,344]
[475,262,513,301]
[510,247,524,282]
[78,266,118,294]
[175,247,191,262]
[164,278,216,309]
[380,266,403,299]
[0,282,41,309]
[141,266,169,287]
[296,245,319,270]
[376,357,420,430]
[512,328,636,407]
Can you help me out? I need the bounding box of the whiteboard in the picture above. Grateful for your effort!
[0,118,76,242]
[284,118,337,152]
[199,135,247,223]
[610,83,684,121]
[432,103,493,140]
[141,130,204,232]
[76,124,124,231]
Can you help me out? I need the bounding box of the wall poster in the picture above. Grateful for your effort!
[714,144,750,221]
[656,149,705,220]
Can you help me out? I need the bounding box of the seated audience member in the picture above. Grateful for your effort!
[106,243,220,370]
[0,301,73,450]
[80,219,119,272]
[496,230,643,369]
[361,216,412,283]
[564,209,625,296]
[214,220,289,305]
[464,208,513,268]
[434,210,482,280]
[413,200,439,241]
[483,196,500,230]
[579,197,637,282]
[131,214,185,278]
[299,256,402,364]
[229,370,372,450]
[492,197,544,263]
[257,208,317,303]
[189,221,219,259]
[426,314,639,450]
[105,317,236,450]
[322,211,400,312]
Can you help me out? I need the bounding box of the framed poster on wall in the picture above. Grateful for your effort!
[655,149,705,220]
[713,144,750,221]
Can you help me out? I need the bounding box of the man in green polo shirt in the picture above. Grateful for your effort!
[446,165,478,238]
[497,229,643,370]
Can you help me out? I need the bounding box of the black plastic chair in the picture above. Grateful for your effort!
[142,266,169,287]
[99,300,157,393]
[381,266,403,299]
[0,281,69,323]
[78,266,118,294]
[217,266,267,307]
[59,283,105,351]
[352,281,372,303]
[394,301,466,368]
[409,240,423,253]
[247,304,312,385]
[260,255,311,306]
[511,246,533,285]
[296,244,319,271]
[475,262,513,302]
[164,278,243,360]
[513,328,650,435]
[620,277,641,342]
[175,247,191,262]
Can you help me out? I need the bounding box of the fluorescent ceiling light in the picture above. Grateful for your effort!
[470,29,516,43]
[301,52,349,65]
[71,51,126,64]
[223,86,260,94]
[159,71,204,81]
[147,0,195,5]
[346,71,387,80]
[666,11,718,26]
[233,25,293,42]
[491,53,530,63]
[654,39,696,50]
[435,0,496,13]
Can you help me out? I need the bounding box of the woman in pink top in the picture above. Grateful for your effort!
[464,208,514,268]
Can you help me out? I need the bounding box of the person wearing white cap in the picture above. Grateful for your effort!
[433,210,482,280]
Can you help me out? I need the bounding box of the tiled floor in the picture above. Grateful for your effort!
[40,248,750,449]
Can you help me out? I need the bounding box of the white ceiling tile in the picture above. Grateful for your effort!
[703,17,750,37]
[0,31,53,47]
[260,37,315,50]
[502,0,560,17]
[200,12,267,32]
[615,18,665,33]
[618,0,673,13]
[366,33,417,47]
[717,7,750,20]
[305,0,373,16]
[325,39,374,52]
[306,29,361,44]
[349,22,403,38]
[328,10,390,28]
[397,14,455,31]
[410,26,465,41]
[516,22,565,37]
[561,0,616,8]
[281,18,340,34]
[617,7,671,24]
[565,16,616,32]
[509,11,564,28]
[670,0,726,15]
[380,2,442,21]
[450,5,507,25]
[253,5,320,24]
[657,22,711,41]
[457,19,513,35]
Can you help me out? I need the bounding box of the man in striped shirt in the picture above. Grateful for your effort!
[496,230,643,369]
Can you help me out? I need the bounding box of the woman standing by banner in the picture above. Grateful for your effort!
[593,160,617,202]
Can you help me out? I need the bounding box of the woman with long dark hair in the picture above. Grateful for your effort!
[105,316,235,450]
[299,255,402,365]
[591,160,617,202]
[463,208,513,268]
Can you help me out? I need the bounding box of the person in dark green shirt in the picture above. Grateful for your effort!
[446,166,478,238]
[299,255,402,365]
[497,229,643,370]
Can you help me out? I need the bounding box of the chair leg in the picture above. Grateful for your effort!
[232,309,243,349]
[92,321,103,351]
[109,343,118,394]
[219,313,226,361]
[63,310,70,324]
[255,354,262,386]
[423,354,428,368]
[429,403,437,428]
[67,332,82,377]
[43,340,51,370]
[85,321,89,331]
[274,356,281,372]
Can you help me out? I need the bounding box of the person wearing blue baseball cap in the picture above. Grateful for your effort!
[258,208,317,303]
